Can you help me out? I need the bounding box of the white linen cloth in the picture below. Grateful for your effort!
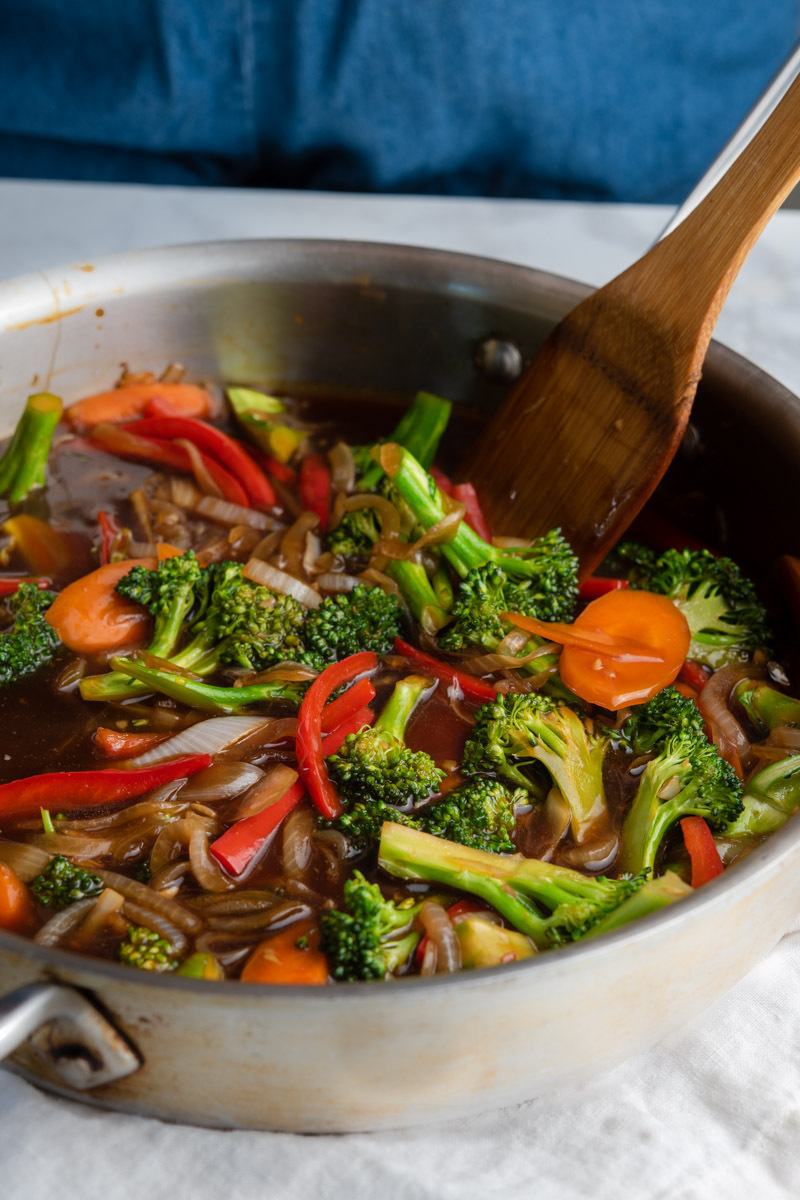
[1,182,800,1200]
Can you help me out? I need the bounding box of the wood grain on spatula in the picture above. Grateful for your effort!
[461,75,800,578]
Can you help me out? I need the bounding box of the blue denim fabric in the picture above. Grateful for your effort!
[0,1,796,201]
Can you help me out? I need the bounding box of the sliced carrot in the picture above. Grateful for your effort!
[46,558,155,655]
[65,383,212,428]
[93,727,171,759]
[0,861,36,933]
[505,589,690,711]
[240,921,328,985]
[156,542,185,560]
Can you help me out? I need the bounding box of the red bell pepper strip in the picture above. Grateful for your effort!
[678,660,712,692]
[393,638,496,705]
[680,816,725,888]
[431,466,453,494]
[255,451,297,486]
[0,754,213,822]
[93,727,171,759]
[0,577,51,598]
[296,651,378,819]
[210,780,306,876]
[123,417,276,509]
[578,577,630,600]
[320,677,376,733]
[322,707,375,757]
[97,510,121,566]
[299,454,331,532]
[451,483,491,541]
[90,424,249,508]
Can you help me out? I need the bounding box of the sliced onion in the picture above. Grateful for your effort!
[281,806,314,880]
[412,505,466,551]
[159,362,187,384]
[419,900,461,973]
[54,785,188,831]
[243,557,321,608]
[34,898,97,947]
[497,629,531,656]
[130,488,154,542]
[149,860,189,891]
[169,477,200,507]
[128,540,160,558]
[315,571,362,593]
[131,715,271,765]
[150,815,213,876]
[179,762,265,803]
[281,512,320,578]
[492,536,534,549]
[768,727,800,750]
[52,657,87,694]
[174,438,223,498]
[231,764,299,821]
[461,642,560,676]
[333,493,401,539]
[195,495,274,530]
[699,663,766,773]
[0,839,51,881]
[234,662,317,686]
[96,868,204,934]
[28,832,114,858]
[189,824,235,892]
[121,900,189,954]
[79,887,124,936]
[494,667,557,694]
[186,890,281,915]
[303,531,322,576]
[328,442,357,494]
[559,830,619,872]
[250,530,283,560]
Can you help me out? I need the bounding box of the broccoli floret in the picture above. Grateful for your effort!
[615,544,771,670]
[328,507,382,559]
[319,869,422,980]
[734,681,800,734]
[328,674,443,806]
[355,390,452,492]
[618,687,743,875]
[302,583,403,670]
[378,824,653,948]
[30,855,103,909]
[378,443,580,588]
[0,582,62,686]
[417,777,527,853]
[463,692,610,843]
[726,753,800,837]
[0,392,62,504]
[327,799,422,852]
[115,550,203,660]
[118,925,179,972]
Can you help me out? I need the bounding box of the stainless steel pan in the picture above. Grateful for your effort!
[0,240,799,1132]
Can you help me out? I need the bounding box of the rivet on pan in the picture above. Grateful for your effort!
[474,337,524,383]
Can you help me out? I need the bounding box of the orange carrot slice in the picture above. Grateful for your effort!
[0,862,36,933]
[240,922,328,985]
[65,383,211,428]
[46,558,155,655]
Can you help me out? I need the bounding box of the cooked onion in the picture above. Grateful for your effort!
[235,662,317,686]
[121,900,189,954]
[169,477,200,507]
[195,495,274,530]
[79,887,124,936]
[128,540,160,558]
[52,657,87,694]
[315,572,362,592]
[303,531,322,576]
[461,642,559,676]
[282,807,314,879]
[179,762,265,803]
[96,868,203,934]
[497,629,531,656]
[185,890,280,915]
[148,860,189,891]
[419,900,461,973]
[189,824,235,892]
[492,536,534,549]
[280,512,320,578]
[699,663,766,773]
[132,715,271,765]
[28,832,114,858]
[0,839,51,880]
[34,898,97,947]
[250,529,283,560]
[559,830,619,872]
[243,556,321,608]
[768,727,800,750]
[231,764,299,821]
[174,438,223,498]
[328,442,357,494]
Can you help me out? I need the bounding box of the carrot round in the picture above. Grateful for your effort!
[505,589,689,710]
[240,922,328,985]
[65,383,212,428]
[46,558,156,655]
[0,861,36,933]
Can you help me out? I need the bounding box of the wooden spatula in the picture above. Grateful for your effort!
[461,74,800,578]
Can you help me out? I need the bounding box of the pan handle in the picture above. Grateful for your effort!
[0,981,142,1090]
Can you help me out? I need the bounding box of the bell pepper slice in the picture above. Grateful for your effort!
[299,454,331,532]
[578,577,630,600]
[90,424,249,507]
[321,706,376,757]
[320,677,376,733]
[393,638,496,704]
[681,816,725,888]
[451,482,491,541]
[296,651,378,819]
[210,780,307,876]
[0,754,212,823]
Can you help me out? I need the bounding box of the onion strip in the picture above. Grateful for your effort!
[243,557,321,608]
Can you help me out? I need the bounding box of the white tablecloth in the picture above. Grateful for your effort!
[1,181,800,1200]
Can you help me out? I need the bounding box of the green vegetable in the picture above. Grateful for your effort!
[378,824,650,948]
[176,952,225,980]
[118,925,179,972]
[40,808,55,835]
[463,691,609,840]
[30,855,103,909]
[614,544,771,670]
[0,393,63,504]
[328,674,443,806]
[735,682,800,734]
[227,387,305,463]
[356,391,452,492]
[617,687,743,876]
[319,870,422,981]
[454,914,536,969]
[726,753,800,837]
[302,583,403,670]
[109,655,308,714]
[417,777,527,853]
[0,582,62,687]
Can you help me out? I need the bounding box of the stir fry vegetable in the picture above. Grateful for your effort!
[0,368,793,986]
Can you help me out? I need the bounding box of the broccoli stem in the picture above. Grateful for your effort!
[80,607,218,703]
[374,674,432,740]
[360,391,452,491]
[727,753,800,837]
[431,562,455,611]
[380,444,549,580]
[735,682,800,734]
[386,559,451,631]
[583,871,692,938]
[110,655,307,713]
[0,393,63,504]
